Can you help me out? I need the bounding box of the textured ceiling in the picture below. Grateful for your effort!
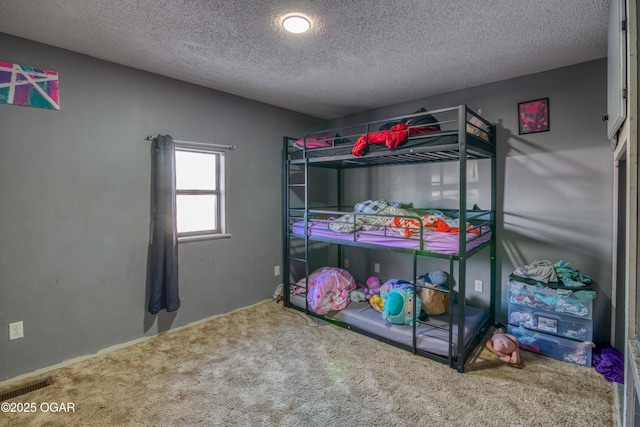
[0,0,610,119]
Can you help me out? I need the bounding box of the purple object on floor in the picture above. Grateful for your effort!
[592,346,624,384]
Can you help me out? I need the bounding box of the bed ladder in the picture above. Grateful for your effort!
[282,138,310,310]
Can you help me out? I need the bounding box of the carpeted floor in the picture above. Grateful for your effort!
[0,300,616,426]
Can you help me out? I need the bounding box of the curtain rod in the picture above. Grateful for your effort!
[145,135,235,150]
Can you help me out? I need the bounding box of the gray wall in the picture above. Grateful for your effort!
[0,33,325,381]
[328,59,613,344]
[0,31,612,382]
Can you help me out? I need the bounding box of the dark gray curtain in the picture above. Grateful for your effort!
[148,134,180,314]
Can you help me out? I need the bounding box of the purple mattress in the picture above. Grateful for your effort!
[291,220,491,255]
[289,294,487,357]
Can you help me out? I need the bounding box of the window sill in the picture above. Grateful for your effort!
[178,233,231,243]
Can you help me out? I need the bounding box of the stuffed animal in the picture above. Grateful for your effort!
[369,294,385,312]
[424,270,448,287]
[349,288,367,303]
[486,326,521,366]
[381,288,422,326]
[379,278,413,297]
[374,278,416,316]
[363,276,381,300]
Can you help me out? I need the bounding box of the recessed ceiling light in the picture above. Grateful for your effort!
[282,15,311,33]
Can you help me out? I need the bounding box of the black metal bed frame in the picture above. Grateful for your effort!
[282,105,496,372]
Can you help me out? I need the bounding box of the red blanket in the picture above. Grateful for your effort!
[352,123,438,157]
[388,216,481,238]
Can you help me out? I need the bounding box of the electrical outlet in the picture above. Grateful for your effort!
[274,265,280,276]
[9,321,24,340]
[374,263,380,273]
[344,259,349,268]
[474,280,483,292]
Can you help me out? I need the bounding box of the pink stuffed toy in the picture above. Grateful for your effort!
[363,276,381,300]
[486,327,521,366]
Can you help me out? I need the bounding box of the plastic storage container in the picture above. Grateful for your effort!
[508,304,593,341]
[508,325,593,366]
[507,280,594,319]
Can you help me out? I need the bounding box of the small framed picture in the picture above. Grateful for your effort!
[518,98,549,135]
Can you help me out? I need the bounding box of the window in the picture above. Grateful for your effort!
[175,145,227,241]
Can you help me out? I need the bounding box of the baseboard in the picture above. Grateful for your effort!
[0,299,271,389]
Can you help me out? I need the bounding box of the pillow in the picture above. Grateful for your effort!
[353,199,388,214]
[378,107,441,131]
[295,133,352,148]
[295,135,333,149]
[407,107,441,130]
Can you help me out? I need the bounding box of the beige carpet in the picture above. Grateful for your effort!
[0,300,616,427]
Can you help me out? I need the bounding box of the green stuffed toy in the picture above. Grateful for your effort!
[382,288,422,326]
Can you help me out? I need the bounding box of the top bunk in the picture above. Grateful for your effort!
[285,105,495,169]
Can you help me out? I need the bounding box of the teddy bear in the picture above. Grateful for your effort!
[486,326,521,366]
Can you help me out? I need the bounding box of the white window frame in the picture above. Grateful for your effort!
[174,143,229,242]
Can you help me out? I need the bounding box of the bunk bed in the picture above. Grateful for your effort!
[282,105,496,372]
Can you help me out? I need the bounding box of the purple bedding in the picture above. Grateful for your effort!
[289,294,487,357]
[291,220,492,255]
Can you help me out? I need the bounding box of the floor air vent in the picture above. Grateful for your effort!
[0,377,53,401]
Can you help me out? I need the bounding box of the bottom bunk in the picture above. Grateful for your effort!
[286,291,490,372]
